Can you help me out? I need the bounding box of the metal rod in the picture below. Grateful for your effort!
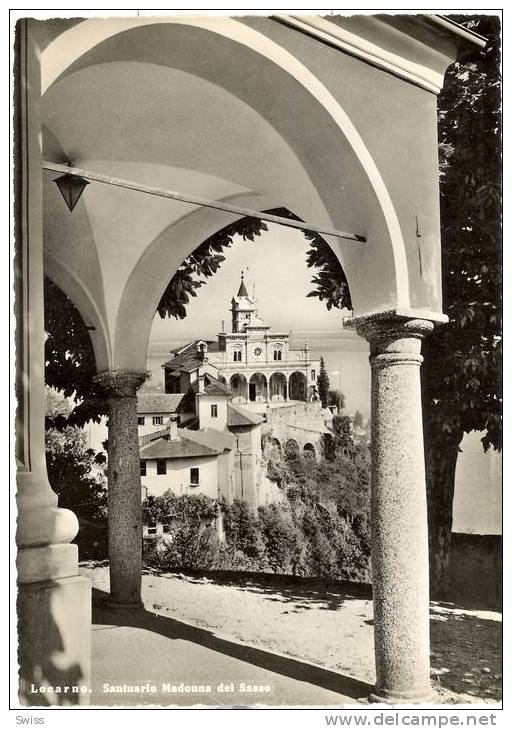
[42,160,366,243]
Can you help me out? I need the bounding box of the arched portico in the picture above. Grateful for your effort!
[289,371,307,401]
[248,372,268,402]
[230,373,248,402]
[16,13,483,707]
[269,372,287,401]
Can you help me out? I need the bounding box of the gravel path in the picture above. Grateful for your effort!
[81,564,502,706]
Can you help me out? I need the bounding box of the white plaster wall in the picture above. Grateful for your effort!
[141,455,219,499]
[138,414,174,437]
[197,394,228,431]
[452,431,502,535]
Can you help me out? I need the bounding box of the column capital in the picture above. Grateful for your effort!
[346,312,435,366]
[94,370,147,398]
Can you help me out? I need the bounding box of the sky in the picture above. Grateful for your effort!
[147,223,372,416]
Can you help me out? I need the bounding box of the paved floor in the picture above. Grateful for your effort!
[91,596,369,708]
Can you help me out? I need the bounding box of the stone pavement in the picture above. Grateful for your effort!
[91,590,370,708]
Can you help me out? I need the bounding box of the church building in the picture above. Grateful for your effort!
[164,274,320,405]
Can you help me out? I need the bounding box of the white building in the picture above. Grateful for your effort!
[138,372,266,510]
[164,274,321,404]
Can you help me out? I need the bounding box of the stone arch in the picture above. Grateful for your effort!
[289,371,307,401]
[229,373,247,402]
[249,372,267,402]
[285,439,299,458]
[42,17,413,379]
[269,372,287,401]
[303,442,316,459]
[41,17,411,306]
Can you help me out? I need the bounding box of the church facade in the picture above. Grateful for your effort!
[164,274,320,405]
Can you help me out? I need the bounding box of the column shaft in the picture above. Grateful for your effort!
[356,316,434,703]
[95,371,146,608]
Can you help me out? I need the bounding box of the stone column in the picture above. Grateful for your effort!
[354,314,434,704]
[95,371,146,609]
[15,20,91,706]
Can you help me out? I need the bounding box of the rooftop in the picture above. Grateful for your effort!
[139,426,234,460]
[227,402,266,427]
[163,340,221,372]
[191,374,232,397]
[137,393,186,414]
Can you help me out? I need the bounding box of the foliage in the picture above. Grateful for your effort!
[44,278,106,430]
[143,491,219,524]
[157,216,268,320]
[258,503,298,573]
[141,420,371,581]
[327,390,345,411]
[422,15,502,453]
[45,422,108,559]
[317,357,330,408]
[144,524,221,571]
[221,500,266,561]
[422,16,501,592]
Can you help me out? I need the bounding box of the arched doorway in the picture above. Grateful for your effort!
[289,371,307,401]
[269,372,287,401]
[229,373,247,402]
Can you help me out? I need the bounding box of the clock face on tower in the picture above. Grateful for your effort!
[254,347,262,357]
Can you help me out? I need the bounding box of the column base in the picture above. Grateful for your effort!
[369,685,435,705]
[17,575,91,707]
[106,599,145,611]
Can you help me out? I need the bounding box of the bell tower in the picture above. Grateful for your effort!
[231,271,257,333]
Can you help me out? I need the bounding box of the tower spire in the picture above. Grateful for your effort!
[237,270,249,298]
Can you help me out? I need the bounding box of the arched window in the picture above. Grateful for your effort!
[233,349,242,362]
[273,349,282,361]
[311,370,316,381]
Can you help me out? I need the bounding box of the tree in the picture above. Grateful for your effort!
[421,15,501,593]
[327,389,345,412]
[44,278,106,429]
[317,357,330,407]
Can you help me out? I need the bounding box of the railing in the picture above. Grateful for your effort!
[138,425,171,448]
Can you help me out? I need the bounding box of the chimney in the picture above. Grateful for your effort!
[196,340,208,362]
[168,415,179,441]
